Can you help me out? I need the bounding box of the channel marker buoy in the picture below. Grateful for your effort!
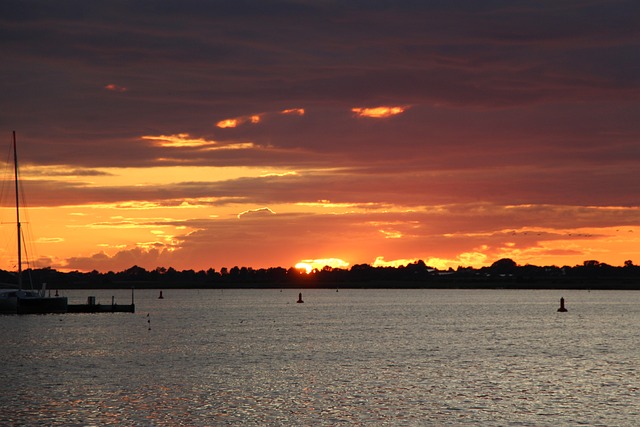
[557,297,567,312]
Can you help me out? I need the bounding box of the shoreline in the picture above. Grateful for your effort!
[51,279,640,291]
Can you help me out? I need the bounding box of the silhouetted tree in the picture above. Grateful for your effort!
[489,258,518,273]
[8,258,640,290]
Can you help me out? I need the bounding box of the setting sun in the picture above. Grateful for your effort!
[295,262,313,273]
[295,258,350,273]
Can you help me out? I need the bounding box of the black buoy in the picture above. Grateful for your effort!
[297,292,304,303]
[158,291,164,299]
[557,297,568,312]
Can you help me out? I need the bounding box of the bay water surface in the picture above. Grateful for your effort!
[1,289,639,426]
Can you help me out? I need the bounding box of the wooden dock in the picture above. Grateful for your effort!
[67,303,135,313]
[66,293,135,313]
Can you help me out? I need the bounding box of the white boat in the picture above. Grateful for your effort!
[0,132,67,314]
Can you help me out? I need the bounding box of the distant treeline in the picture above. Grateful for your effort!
[3,258,640,290]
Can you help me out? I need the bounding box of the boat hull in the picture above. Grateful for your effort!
[0,296,18,314]
[16,296,68,314]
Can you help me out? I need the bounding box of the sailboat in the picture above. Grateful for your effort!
[0,132,67,314]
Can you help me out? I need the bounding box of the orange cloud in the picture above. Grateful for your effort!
[142,133,258,151]
[36,237,65,244]
[104,83,127,92]
[142,133,214,148]
[351,106,406,118]
[217,114,263,128]
[237,207,276,219]
[281,108,305,115]
[378,229,403,239]
[216,119,239,128]
[203,142,256,151]
[260,171,298,177]
[425,252,489,270]
[217,108,304,128]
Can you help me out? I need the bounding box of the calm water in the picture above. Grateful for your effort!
[1,289,639,426]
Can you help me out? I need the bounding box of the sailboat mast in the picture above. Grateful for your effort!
[13,131,22,290]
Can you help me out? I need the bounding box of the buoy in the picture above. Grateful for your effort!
[297,292,304,303]
[557,297,568,312]
[158,291,164,299]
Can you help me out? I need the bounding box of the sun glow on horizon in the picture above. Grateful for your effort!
[295,258,350,273]
[1,147,638,276]
[372,256,420,268]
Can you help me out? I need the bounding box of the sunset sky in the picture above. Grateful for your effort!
[0,1,638,273]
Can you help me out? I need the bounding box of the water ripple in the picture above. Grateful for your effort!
[1,289,639,426]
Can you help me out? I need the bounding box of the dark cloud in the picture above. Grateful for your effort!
[7,153,638,208]
[0,0,637,270]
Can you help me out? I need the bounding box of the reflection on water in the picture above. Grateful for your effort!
[1,289,639,425]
